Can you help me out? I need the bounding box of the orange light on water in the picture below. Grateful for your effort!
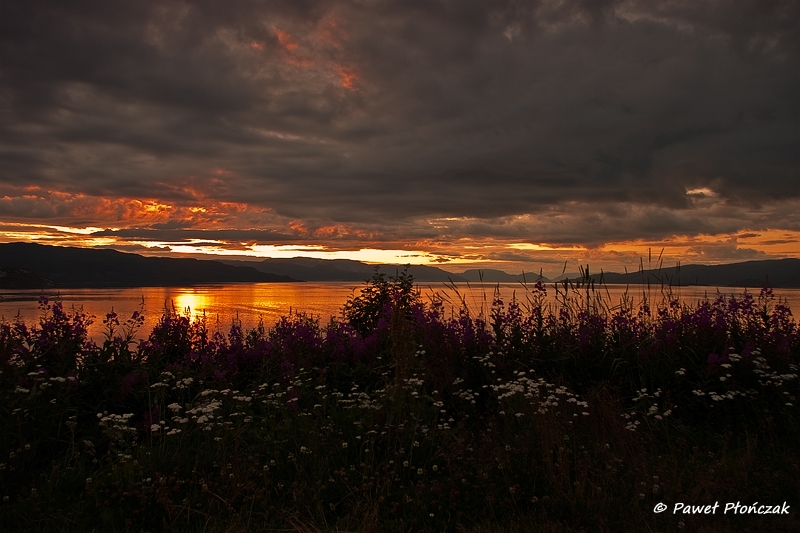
[171,292,212,321]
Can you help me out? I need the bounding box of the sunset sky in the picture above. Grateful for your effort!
[1,1,797,278]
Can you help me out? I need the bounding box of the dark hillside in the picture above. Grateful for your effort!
[572,259,800,288]
[0,243,298,288]
[0,266,54,289]
[457,268,549,283]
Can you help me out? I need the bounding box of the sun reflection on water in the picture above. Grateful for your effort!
[171,292,211,321]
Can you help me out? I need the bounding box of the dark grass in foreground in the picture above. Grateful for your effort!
[1,271,798,532]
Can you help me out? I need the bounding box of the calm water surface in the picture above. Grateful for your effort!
[1,282,798,341]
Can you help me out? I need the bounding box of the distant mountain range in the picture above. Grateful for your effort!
[220,257,469,282]
[0,243,297,288]
[220,258,550,283]
[457,269,546,283]
[558,259,800,289]
[226,257,800,288]
[1,243,797,289]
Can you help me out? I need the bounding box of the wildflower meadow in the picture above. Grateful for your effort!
[1,271,798,532]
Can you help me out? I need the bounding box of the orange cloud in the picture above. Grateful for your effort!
[259,20,362,88]
[309,225,381,239]
[272,27,314,68]
[152,174,233,204]
[352,228,375,239]
[336,65,358,90]
[288,220,308,233]
[314,15,348,48]
[0,185,268,231]
[288,56,314,68]
[274,28,298,51]
[314,225,340,237]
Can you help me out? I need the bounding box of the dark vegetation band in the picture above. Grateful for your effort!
[1,270,798,532]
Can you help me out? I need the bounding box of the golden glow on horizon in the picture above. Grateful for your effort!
[0,221,113,235]
[509,242,585,252]
[184,238,224,245]
[165,244,465,265]
[1,216,797,275]
[45,224,109,235]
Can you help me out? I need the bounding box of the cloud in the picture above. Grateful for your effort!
[685,241,766,261]
[0,0,797,263]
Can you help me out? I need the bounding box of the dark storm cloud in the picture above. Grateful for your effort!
[0,0,797,244]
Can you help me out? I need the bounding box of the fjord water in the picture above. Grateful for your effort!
[0,282,362,339]
[1,282,798,341]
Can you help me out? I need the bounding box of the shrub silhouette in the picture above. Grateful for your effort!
[342,266,418,336]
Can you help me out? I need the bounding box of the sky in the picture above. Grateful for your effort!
[1,0,798,278]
